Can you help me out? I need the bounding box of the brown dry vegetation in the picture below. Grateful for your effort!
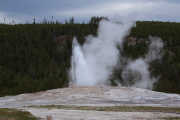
[0,108,38,120]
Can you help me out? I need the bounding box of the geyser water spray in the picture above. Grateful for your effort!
[71,38,95,86]
[70,20,164,89]
[70,20,133,86]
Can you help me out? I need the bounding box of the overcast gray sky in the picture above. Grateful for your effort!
[0,0,180,23]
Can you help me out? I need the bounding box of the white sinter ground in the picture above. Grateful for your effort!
[1,86,180,120]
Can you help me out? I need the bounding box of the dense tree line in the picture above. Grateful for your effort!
[0,19,98,96]
[0,17,180,96]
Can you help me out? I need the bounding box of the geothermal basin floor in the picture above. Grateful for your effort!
[1,86,180,120]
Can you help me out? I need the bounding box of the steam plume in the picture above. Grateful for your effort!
[70,20,164,89]
[70,20,133,86]
[122,37,164,89]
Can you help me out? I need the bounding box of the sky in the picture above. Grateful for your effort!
[0,0,180,23]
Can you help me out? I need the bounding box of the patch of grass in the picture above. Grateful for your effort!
[29,105,180,113]
[0,108,38,120]
[162,117,180,120]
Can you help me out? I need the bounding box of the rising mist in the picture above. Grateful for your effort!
[70,20,164,89]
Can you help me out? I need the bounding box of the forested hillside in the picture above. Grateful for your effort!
[0,17,180,96]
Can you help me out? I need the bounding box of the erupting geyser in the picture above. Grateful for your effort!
[71,38,95,86]
[70,20,164,89]
[70,20,133,86]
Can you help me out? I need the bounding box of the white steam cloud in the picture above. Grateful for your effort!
[122,37,164,89]
[70,20,133,86]
[70,20,164,89]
